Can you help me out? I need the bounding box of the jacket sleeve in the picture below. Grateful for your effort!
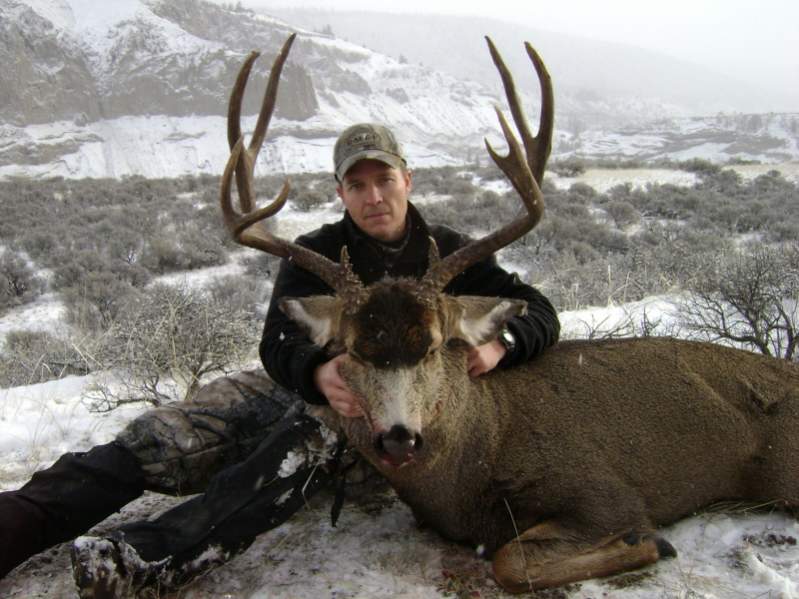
[443,238,560,367]
[259,258,332,405]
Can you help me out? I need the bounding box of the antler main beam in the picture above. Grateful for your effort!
[424,36,553,291]
[220,34,360,293]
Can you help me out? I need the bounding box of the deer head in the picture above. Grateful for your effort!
[220,34,553,468]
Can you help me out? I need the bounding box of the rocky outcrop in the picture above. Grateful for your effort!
[0,3,99,126]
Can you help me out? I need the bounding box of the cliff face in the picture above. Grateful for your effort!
[0,3,98,126]
[0,0,321,125]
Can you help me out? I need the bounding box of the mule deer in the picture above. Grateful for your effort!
[220,34,799,592]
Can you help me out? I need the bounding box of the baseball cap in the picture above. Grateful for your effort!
[333,123,406,181]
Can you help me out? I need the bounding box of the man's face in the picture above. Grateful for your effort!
[337,159,412,243]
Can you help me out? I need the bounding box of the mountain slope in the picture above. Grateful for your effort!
[1,0,797,181]
[2,0,510,178]
[267,8,797,116]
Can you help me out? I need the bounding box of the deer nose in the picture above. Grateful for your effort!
[374,424,423,466]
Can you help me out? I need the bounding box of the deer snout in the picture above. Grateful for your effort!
[374,424,423,467]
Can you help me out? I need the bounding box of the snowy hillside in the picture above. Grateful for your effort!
[1,0,501,180]
[2,0,798,181]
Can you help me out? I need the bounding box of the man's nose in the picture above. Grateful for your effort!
[364,184,382,205]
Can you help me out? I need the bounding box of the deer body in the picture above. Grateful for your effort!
[320,335,799,561]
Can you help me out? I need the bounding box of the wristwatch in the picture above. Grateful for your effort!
[497,326,516,353]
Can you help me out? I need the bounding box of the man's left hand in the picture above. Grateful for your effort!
[467,340,506,378]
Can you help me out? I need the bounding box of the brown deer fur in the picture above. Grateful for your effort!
[285,281,799,592]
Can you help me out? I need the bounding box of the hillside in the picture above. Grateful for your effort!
[1,0,797,181]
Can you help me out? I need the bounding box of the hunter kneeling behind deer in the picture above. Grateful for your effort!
[220,36,799,592]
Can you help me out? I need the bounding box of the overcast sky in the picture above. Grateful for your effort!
[225,0,798,93]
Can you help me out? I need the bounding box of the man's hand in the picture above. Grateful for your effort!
[314,354,364,418]
[467,339,507,378]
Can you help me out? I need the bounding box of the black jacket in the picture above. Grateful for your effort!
[260,202,560,405]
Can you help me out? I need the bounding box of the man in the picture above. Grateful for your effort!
[262,123,559,414]
[0,123,558,597]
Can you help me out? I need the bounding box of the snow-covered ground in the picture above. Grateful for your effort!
[1,295,797,598]
[550,168,699,193]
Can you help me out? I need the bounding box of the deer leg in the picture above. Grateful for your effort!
[492,524,676,593]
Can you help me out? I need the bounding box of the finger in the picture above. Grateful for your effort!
[330,394,363,418]
[344,396,364,417]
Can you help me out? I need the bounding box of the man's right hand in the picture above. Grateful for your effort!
[313,354,364,418]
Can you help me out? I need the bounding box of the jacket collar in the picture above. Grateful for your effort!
[342,201,431,285]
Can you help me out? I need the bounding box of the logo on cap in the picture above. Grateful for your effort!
[334,123,406,181]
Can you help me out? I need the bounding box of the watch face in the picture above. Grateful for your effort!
[500,328,515,350]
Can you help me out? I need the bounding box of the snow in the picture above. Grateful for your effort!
[16,0,76,31]
[0,374,147,489]
[0,293,68,350]
[559,295,681,339]
[0,115,465,181]
[277,450,306,478]
[551,168,699,192]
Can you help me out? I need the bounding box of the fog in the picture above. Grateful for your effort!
[226,0,799,112]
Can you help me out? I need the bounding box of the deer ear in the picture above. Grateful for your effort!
[279,296,339,347]
[449,296,527,346]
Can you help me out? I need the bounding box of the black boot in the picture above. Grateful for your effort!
[0,441,145,579]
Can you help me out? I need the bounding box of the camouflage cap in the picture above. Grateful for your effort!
[333,123,406,181]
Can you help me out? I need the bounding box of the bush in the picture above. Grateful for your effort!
[550,158,586,177]
[606,201,641,228]
[61,273,141,331]
[0,250,45,313]
[90,282,261,408]
[681,244,799,360]
[291,187,332,211]
[0,330,92,388]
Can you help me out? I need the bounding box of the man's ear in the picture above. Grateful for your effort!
[446,296,526,346]
[279,296,339,347]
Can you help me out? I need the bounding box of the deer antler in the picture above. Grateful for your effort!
[424,37,553,291]
[220,34,362,293]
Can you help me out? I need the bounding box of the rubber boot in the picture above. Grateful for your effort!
[0,441,144,579]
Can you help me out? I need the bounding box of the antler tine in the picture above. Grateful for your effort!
[227,34,296,213]
[524,42,554,184]
[425,37,550,290]
[220,137,290,238]
[220,34,348,292]
[486,36,553,185]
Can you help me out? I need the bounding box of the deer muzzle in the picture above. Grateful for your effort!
[374,424,423,467]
